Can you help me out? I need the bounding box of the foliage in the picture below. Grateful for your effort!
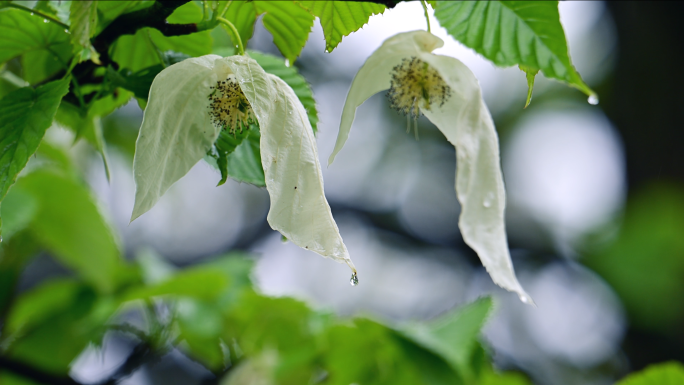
[0,0,608,383]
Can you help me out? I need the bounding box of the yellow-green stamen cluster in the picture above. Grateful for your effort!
[387,57,451,137]
[208,75,255,134]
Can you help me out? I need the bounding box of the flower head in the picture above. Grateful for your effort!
[329,31,533,304]
[208,75,255,134]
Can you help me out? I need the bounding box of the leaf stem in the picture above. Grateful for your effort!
[218,0,233,19]
[3,3,70,30]
[217,16,244,55]
[421,0,431,33]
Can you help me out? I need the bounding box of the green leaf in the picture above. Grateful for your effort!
[519,64,538,108]
[401,297,493,378]
[112,2,212,72]
[0,78,70,212]
[69,1,100,64]
[249,50,318,133]
[254,1,315,64]
[222,0,257,49]
[0,184,38,242]
[434,1,595,98]
[123,268,229,301]
[298,1,386,52]
[0,8,71,66]
[14,170,122,293]
[617,362,684,385]
[224,125,265,186]
[213,123,253,186]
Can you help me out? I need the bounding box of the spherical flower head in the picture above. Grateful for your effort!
[208,74,255,134]
[387,56,452,118]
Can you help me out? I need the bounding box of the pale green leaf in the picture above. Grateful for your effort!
[131,56,221,221]
[223,55,355,270]
[5,278,81,334]
[0,185,38,243]
[254,1,315,64]
[123,268,229,301]
[330,31,530,302]
[69,0,100,63]
[14,170,122,293]
[0,78,70,205]
[224,124,265,186]
[434,1,595,99]
[617,362,684,385]
[298,1,386,51]
[401,297,493,377]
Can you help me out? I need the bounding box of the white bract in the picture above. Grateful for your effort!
[132,55,356,274]
[329,31,532,304]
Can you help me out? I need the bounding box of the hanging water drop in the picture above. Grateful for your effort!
[519,293,535,306]
[483,191,494,208]
[587,95,599,105]
[350,272,359,286]
[30,12,34,15]
[43,19,49,23]
[284,59,290,67]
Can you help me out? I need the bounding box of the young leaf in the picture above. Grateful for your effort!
[254,1,315,64]
[131,56,221,221]
[213,124,253,186]
[223,0,258,49]
[249,50,318,133]
[329,31,531,303]
[298,1,386,52]
[0,78,69,211]
[224,125,265,186]
[223,55,356,271]
[14,170,122,293]
[434,1,595,100]
[519,65,538,108]
[69,0,100,63]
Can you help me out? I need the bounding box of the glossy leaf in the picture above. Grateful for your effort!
[434,1,594,99]
[0,8,71,65]
[298,1,386,51]
[69,0,99,63]
[15,170,122,293]
[330,31,531,302]
[0,78,70,211]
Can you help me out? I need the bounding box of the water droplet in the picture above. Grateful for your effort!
[519,294,535,305]
[288,111,292,115]
[0,236,3,243]
[350,272,359,286]
[483,191,494,208]
[64,29,69,33]
[30,12,34,16]
[587,95,599,105]
[284,59,290,67]
[43,19,49,23]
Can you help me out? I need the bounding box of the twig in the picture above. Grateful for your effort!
[2,2,70,29]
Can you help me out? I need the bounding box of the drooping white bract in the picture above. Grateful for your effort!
[132,55,356,273]
[329,31,532,304]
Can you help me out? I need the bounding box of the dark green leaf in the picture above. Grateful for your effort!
[212,124,253,186]
[254,1,315,64]
[434,1,595,98]
[14,170,123,293]
[0,8,71,67]
[225,125,265,186]
[249,50,318,133]
[0,78,70,208]
[617,361,684,385]
[112,3,211,72]
[298,1,386,51]
[69,1,99,63]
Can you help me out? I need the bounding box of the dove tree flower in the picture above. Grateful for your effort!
[131,54,357,279]
[328,30,533,304]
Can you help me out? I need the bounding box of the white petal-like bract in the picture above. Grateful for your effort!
[132,55,355,272]
[330,31,532,303]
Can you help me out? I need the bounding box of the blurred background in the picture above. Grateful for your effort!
[21,1,684,384]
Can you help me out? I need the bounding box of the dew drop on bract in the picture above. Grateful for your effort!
[588,95,599,105]
[350,272,359,286]
[483,191,494,208]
